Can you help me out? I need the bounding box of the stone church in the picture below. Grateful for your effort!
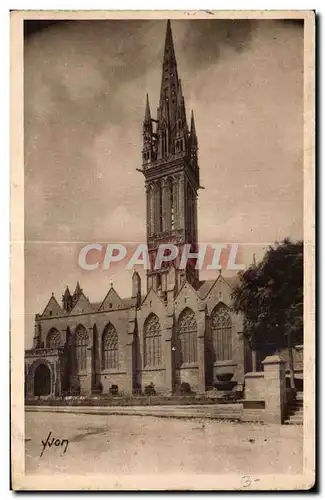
[25,21,248,399]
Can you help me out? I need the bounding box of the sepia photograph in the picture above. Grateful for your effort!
[11,10,315,490]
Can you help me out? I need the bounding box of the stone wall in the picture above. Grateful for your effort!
[242,356,287,424]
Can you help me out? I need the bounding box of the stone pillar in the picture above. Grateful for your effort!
[262,355,287,424]
[164,315,174,395]
[80,346,92,395]
[197,305,206,393]
[55,359,62,397]
[154,183,162,233]
[149,184,155,235]
[125,313,137,395]
[125,341,134,395]
[252,350,257,372]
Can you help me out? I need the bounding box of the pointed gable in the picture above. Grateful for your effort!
[174,280,201,307]
[41,295,64,318]
[69,292,94,315]
[141,287,166,309]
[204,275,235,311]
[98,287,126,312]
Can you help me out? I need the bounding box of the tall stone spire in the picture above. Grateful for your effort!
[142,93,154,165]
[158,20,180,131]
[139,20,201,293]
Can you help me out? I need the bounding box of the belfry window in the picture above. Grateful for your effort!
[161,128,167,157]
[169,178,175,230]
[159,184,163,232]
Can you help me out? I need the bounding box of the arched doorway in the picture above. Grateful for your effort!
[34,363,51,396]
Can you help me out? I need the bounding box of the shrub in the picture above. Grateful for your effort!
[180,382,192,395]
[109,384,119,396]
[144,382,156,396]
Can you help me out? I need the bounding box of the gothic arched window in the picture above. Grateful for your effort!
[211,303,232,361]
[144,313,162,367]
[46,328,60,349]
[178,308,197,364]
[161,126,168,158]
[75,325,89,371]
[147,184,154,236]
[102,323,118,370]
[168,178,175,230]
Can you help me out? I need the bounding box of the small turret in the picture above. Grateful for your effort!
[142,94,154,166]
[33,314,42,348]
[132,271,142,308]
[72,281,82,306]
[62,285,73,313]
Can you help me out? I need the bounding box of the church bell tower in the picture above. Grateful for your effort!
[140,20,200,297]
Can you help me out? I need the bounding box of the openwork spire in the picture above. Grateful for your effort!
[158,20,180,130]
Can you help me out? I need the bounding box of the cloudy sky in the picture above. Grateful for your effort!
[24,18,304,345]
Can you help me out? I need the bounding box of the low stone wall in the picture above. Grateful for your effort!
[242,372,266,422]
[243,356,287,424]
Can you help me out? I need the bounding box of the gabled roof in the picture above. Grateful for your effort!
[174,279,201,302]
[41,294,65,318]
[141,287,166,308]
[69,292,94,315]
[98,286,126,312]
[197,274,241,300]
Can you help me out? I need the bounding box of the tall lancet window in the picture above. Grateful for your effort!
[75,325,89,372]
[144,313,162,367]
[159,183,163,233]
[211,303,232,361]
[161,127,168,157]
[178,308,197,364]
[102,323,118,370]
[147,184,154,236]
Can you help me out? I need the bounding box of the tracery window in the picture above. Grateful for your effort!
[178,308,197,364]
[169,178,175,230]
[144,313,162,367]
[211,303,232,361]
[102,323,118,370]
[46,328,60,349]
[75,325,89,371]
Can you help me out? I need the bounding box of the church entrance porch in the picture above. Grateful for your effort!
[25,348,64,399]
[34,363,51,396]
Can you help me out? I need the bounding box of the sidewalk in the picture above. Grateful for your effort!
[25,403,243,420]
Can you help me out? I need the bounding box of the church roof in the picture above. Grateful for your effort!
[90,296,145,312]
[197,275,241,299]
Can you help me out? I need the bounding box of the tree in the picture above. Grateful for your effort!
[232,239,303,389]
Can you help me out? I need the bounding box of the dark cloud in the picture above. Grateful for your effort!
[180,20,257,68]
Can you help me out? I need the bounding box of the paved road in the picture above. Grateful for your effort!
[25,411,302,477]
